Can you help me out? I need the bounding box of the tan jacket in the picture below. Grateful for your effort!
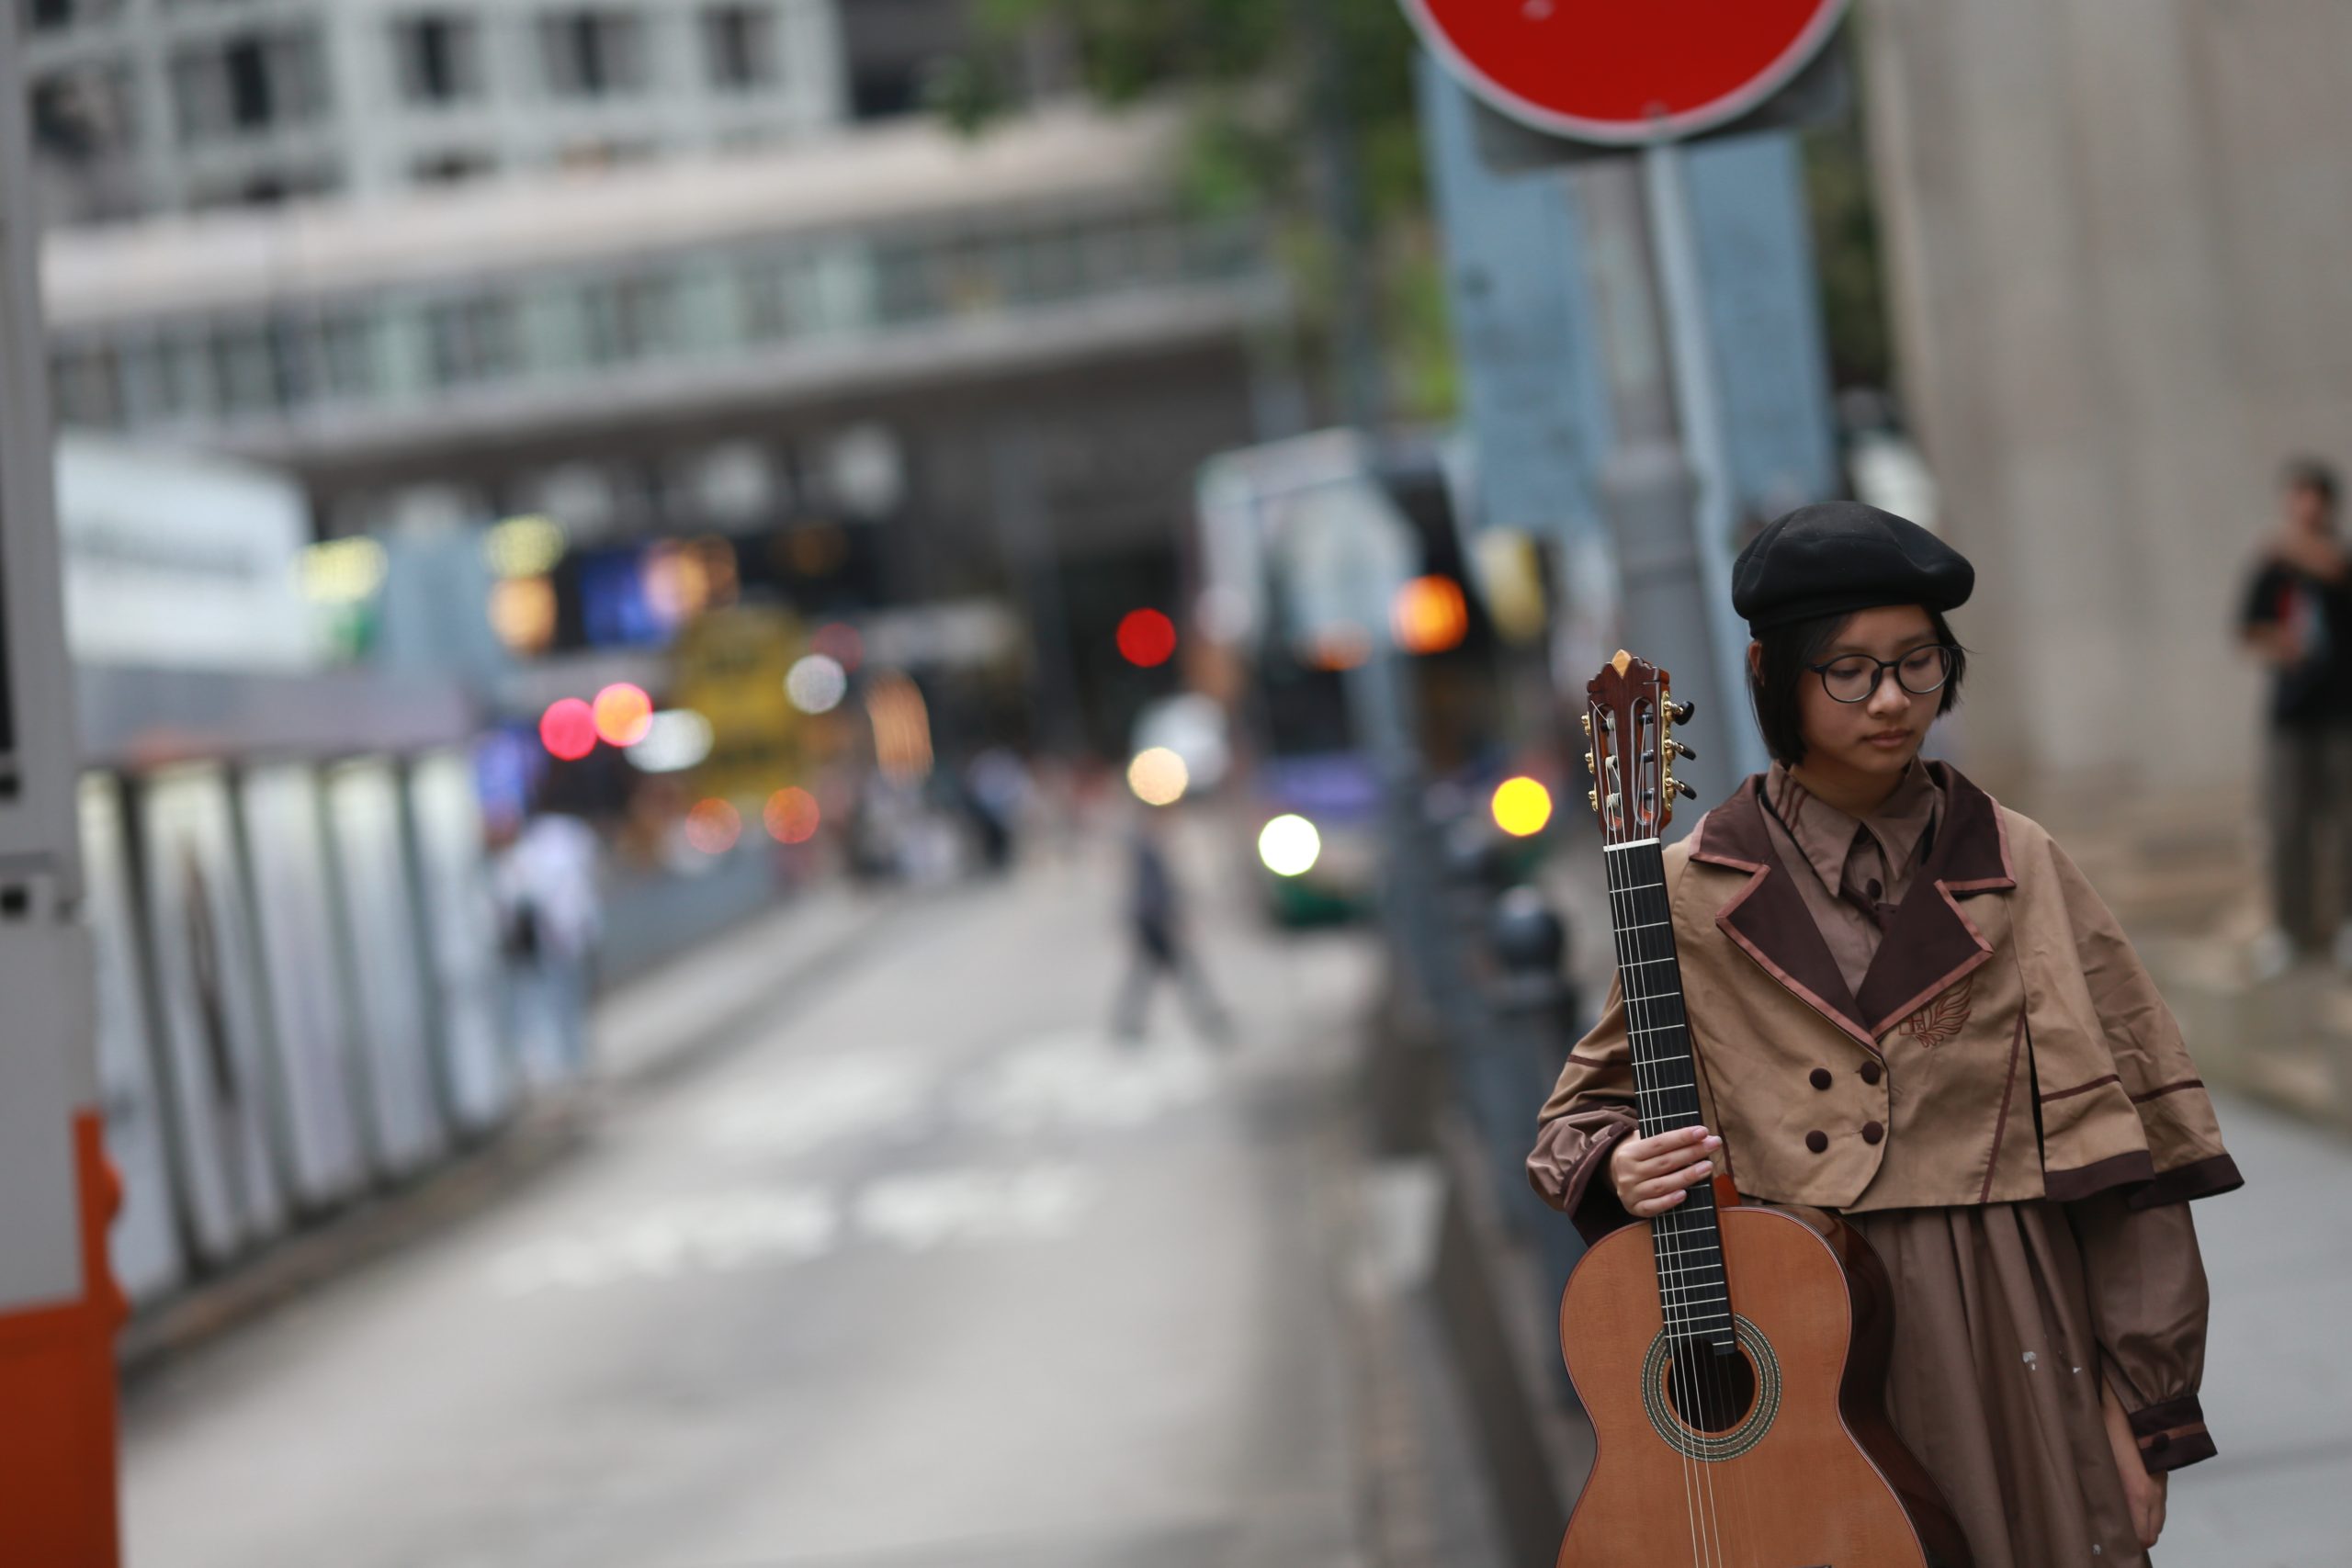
[1531,764,2242,1229]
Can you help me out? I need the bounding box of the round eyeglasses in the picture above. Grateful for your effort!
[1808,645,1957,705]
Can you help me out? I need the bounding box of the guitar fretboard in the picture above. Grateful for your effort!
[1602,838,1732,1348]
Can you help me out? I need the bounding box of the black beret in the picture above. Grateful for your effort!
[1731,501,1973,633]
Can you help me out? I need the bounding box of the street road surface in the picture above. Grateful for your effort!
[121,839,1379,1568]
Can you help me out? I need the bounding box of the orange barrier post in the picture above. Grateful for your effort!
[0,1118,127,1568]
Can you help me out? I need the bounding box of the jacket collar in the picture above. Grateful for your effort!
[1690,761,2016,1052]
[1765,759,1940,897]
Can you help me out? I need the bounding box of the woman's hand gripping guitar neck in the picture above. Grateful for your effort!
[1607,1124,1723,1217]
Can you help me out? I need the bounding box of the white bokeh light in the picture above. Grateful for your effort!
[786,654,848,715]
[1257,815,1321,877]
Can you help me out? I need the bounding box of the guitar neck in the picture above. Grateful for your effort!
[1601,837,1732,1346]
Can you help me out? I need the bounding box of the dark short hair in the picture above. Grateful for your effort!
[1747,608,1968,768]
[2284,457,2339,511]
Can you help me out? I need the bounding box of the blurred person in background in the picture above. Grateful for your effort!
[496,804,605,1081]
[1113,807,1232,1044]
[2238,457,2352,975]
[960,747,1030,874]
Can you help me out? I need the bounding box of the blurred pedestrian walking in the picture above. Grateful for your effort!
[2238,457,2352,974]
[1113,810,1233,1043]
[495,806,604,1082]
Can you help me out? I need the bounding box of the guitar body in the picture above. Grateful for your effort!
[1558,1201,1973,1568]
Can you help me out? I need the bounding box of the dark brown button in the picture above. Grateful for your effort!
[1861,1121,1885,1145]
[1860,1060,1883,1085]
[1804,1130,1828,1154]
[2148,1432,2172,1453]
[1865,878,1883,902]
[1809,1067,1834,1091]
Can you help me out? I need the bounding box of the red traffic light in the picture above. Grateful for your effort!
[1116,609,1177,668]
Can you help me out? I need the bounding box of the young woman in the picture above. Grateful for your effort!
[1530,502,2241,1568]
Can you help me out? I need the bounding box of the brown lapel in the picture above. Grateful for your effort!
[1689,762,2016,1054]
[1690,776,1874,1051]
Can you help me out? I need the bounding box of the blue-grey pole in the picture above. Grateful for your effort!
[1642,135,1772,785]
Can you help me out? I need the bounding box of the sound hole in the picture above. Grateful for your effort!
[1663,1338,1758,1436]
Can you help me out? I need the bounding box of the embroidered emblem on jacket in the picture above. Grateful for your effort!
[1901,974,1973,1047]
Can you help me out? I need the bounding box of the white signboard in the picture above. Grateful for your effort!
[324,759,446,1175]
[238,764,370,1204]
[53,433,317,673]
[138,765,288,1264]
[80,776,186,1303]
[407,750,514,1133]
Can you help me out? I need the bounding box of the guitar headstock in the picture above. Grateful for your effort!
[1582,649,1697,845]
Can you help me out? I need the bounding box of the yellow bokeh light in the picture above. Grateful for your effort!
[300,536,388,604]
[1491,775,1554,838]
[1127,747,1190,807]
[482,514,566,579]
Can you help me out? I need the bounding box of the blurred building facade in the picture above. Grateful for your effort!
[27,1,1293,752]
[21,0,845,224]
[1859,0,2347,803]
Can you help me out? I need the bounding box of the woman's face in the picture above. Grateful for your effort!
[1794,604,1945,781]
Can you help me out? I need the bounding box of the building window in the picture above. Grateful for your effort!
[539,11,647,98]
[316,310,379,401]
[171,28,329,141]
[413,150,495,185]
[51,344,125,429]
[24,0,120,34]
[394,14,481,106]
[737,250,809,343]
[424,294,519,387]
[30,69,133,162]
[581,275,673,365]
[702,5,775,91]
[209,321,294,415]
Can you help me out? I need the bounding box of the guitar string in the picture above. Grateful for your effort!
[1603,844,1704,1567]
[1617,845,1727,1567]
[1625,844,1730,1568]
[1626,845,1753,1567]
[1603,833,1712,1565]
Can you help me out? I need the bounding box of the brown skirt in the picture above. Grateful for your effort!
[1844,1202,2147,1568]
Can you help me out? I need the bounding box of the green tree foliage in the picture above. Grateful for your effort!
[936,4,1893,418]
[935,0,1456,424]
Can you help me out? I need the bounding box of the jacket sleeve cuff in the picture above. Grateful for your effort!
[1527,1113,1640,1247]
[2128,1393,2216,1473]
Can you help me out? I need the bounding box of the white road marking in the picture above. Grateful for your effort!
[486,1164,1094,1297]
[698,1054,930,1156]
[854,1163,1089,1252]
[958,1031,1220,1134]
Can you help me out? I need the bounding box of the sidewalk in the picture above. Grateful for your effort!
[118,882,899,1374]
[2159,1091,2352,1567]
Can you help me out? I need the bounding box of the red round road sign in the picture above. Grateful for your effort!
[1403,0,1848,145]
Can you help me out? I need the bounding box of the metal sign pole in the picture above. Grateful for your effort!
[0,7,125,1562]
[1642,134,1772,784]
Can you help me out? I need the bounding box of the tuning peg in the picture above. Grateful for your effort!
[1674,778,1698,800]
[1670,700,1696,725]
[1583,750,1596,775]
[1670,739,1696,761]
[1580,712,1591,739]
[1588,787,1599,813]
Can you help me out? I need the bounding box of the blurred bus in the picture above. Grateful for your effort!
[1192,430,1529,925]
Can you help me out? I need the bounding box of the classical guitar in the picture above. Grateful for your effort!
[1556,651,1970,1568]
